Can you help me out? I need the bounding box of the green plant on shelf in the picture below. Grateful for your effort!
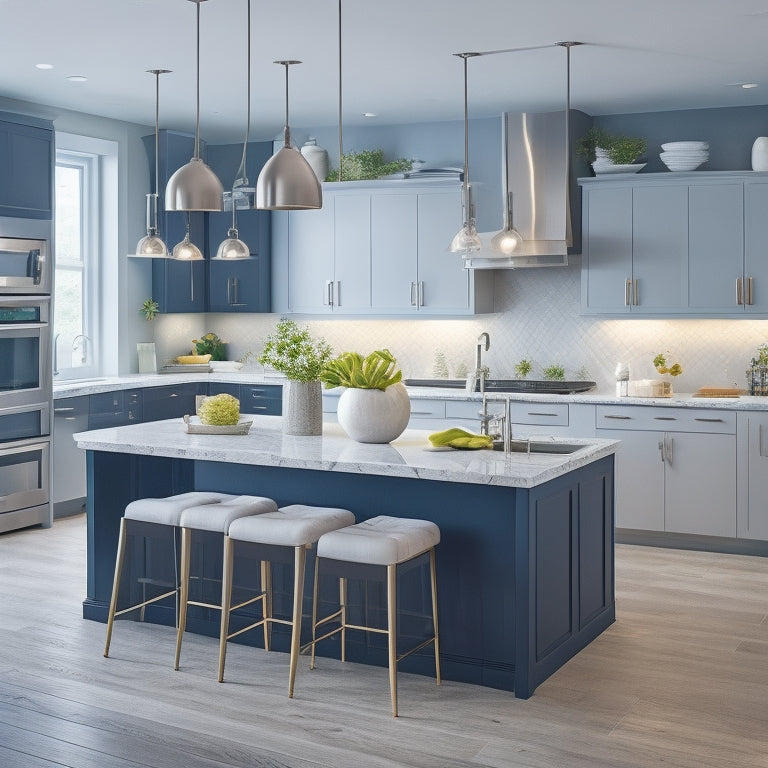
[140,297,159,321]
[653,352,683,377]
[326,149,412,181]
[192,332,228,361]
[576,127,647,165]
[514,358,533,379]
[542,364,566,381]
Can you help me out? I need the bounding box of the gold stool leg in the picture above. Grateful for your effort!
[288,545,307,698]
[261,559,272,652]
[104,518,128,658]
[429,547,441,685]
[218,536,235,683]
[339,576,348,663]
[310,555,320,670]
[173,527,192,670]
[387,563,398,718]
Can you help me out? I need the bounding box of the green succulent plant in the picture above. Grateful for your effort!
[320,349,402,391]
[140,297,159,321]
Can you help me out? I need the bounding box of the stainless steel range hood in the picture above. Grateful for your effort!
[465,109,590,269]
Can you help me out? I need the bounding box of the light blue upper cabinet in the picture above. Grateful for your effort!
[0,113,54,220]
[581,173,768,317]
[279,181,493,316]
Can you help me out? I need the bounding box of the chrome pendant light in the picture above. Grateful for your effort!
[448,52,482,254]
[490,112,524,255]
[256,61,322,210]
[172,213,203,260]
[215,0,252,260]
[165,0,223,212]
[131,69,171,258]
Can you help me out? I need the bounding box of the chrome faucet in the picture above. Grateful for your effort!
[72,334,91,365]
[467,332,491,394]
[476,332,490,372]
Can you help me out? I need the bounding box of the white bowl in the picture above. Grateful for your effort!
[661,141,709,151]
[592,162,646,175]
[209,361,244,372]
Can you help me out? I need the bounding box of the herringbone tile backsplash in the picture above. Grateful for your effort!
[154,263,768,395]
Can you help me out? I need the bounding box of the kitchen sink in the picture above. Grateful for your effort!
[492,439,584,454]
[404,378,596,395]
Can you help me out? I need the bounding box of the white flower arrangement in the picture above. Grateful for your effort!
[258,319,333,383]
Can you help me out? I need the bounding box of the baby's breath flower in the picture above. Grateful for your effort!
[258,320,333,382]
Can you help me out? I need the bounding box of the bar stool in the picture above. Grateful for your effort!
[311,516,441,717]
[104,491,235,658]
[219,504,355,697]
[173,495,278,671]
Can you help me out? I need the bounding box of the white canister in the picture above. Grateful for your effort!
[752,137,768,171]
[301,138,329,182]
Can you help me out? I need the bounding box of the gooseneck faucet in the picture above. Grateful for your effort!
[72,334,91,365]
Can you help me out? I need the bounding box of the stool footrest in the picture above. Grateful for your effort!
[397,636,436,664]
[113,589,177,619]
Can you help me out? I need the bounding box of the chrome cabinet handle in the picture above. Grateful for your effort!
[604,414,631,420]
[666,435,673,465]
[658,439,665,463]
[748,276,754,306]
[633,278,639,306]
[232,277,240,305]
[654,416,677,421]
[410,282,417,306]
[335,281,341,307]
[527,412,559,417]
[625,279,632,306]
[694,417,725,423]
[737,277,743,306]
[324,280,334,306]
[418,281,424,307]
[53,407,75,414]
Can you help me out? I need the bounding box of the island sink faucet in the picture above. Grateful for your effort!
[466,331,491,394]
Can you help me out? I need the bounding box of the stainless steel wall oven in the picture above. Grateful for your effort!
[0,236,50,294]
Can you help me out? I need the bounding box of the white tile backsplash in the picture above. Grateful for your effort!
[153,262,768,394]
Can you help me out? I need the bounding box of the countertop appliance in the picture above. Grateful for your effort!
[0,217,53,533]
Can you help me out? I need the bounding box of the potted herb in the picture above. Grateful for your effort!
[320,349,410,443]
[577,127,647,166]
[258,320,333,435]
[514,358,533,379]
[140,297,159,321]
[326,149,412,181]
[543,364,566,381]
[192,332,228,361]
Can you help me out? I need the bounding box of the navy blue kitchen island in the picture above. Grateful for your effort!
[76,417,618,699]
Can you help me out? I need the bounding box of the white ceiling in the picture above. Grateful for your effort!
[1,0,768,143]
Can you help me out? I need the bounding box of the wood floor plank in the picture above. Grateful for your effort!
[1,515,767,767]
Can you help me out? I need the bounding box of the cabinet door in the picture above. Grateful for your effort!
[664,432,736,537]
[333,194,371,312]
[595,428,665,530]
[288,205,334,312]
[152,255,206,313]
[53,397,88,507]
[371,193,418,312]
[632,185,688,311]
[688,183,744,311]
[739,413,768,540]
[581,187,633,313]
[744,183,768,313]
[417,189,470,312]
[0,118,54,219]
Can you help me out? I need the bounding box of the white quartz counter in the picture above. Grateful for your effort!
[73,416,619,489]
[54,372,768,411]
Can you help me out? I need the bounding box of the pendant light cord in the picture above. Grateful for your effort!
[194,0,202,160]
[232,0,252,233]
[338,0,343,181]
[154,72,161,199]
[284,63,291,147]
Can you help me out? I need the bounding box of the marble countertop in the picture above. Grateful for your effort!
[73,416,619,490]
[54,372,768,411]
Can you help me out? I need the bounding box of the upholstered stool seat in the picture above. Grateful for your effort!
[174,495,279,671]
[104,491,235,658]
[312,515,441,717]
[219,504,355,696]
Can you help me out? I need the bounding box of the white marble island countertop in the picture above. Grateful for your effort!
[74,416,619,490]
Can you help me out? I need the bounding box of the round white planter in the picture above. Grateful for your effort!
[336,382,411,443]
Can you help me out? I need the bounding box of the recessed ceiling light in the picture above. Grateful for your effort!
[362,112,377,118]
[66,75,88,83]
[35,63,54,70]
[742,83,759,89]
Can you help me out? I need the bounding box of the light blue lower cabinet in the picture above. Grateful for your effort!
[737,411,768,540]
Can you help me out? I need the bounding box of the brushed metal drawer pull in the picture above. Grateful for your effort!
[54,407,75,414]
[603,415,631,420]
[527,412,559,417]
[411,410,439,416]
[653,416,677,421]
[694,417,725,423]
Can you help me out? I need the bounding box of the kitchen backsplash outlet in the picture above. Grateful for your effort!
[152,263,768,395]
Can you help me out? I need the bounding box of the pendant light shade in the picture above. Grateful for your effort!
[449,52,481,254]
[131,69,171,258]
[165,0,223,212]
[256,61,322,210]
[172,214,203,260]
[215,228,250,259]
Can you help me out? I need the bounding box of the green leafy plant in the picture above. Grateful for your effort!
[258,319,333,382]
[320,349,402,391]
[576,127,646,165]
[140,297,159,321]
[326,149,412,181]
[653,352,683,377]
[514,358,533,379]
[756,343,768,366]
[542,364,566,381]
[192,332,228,361]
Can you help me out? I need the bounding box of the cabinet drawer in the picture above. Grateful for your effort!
[408,399,446,419]
[143,383,204,422]
[445,400,482,419]
[240,384,282,415]
[596,405,735,433]
[508,402,569,426]
[88,389,142,428]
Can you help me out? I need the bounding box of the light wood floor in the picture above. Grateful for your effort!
[0,513,766,768]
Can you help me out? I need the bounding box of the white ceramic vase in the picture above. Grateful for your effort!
[282,379,322,436]
[752,137,768,171]
[301,138,329,182]
[336,382,411,444]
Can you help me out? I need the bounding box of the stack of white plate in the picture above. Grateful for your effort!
[660,141,709,171]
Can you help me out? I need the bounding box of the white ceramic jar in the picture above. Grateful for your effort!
[752,137,768,171]
[301,138,329,182]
